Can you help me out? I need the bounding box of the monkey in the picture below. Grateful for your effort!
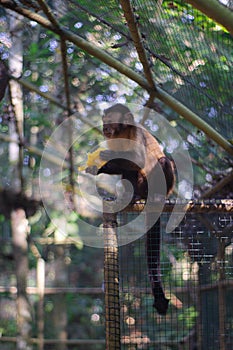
[98,104,174,199]
[87,103,175,315]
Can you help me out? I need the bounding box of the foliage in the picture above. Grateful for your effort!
[0,319,17,337]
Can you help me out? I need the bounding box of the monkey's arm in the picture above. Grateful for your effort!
[97,159,139,175]
[99,149,145,170]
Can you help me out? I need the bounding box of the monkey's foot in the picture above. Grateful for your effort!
[153,297,169,315]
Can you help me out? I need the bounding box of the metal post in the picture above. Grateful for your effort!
[103,203,121,350]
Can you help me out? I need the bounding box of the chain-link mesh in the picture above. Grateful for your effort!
[118,210,233,349]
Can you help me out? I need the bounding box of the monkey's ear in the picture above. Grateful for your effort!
[124,112,134,124]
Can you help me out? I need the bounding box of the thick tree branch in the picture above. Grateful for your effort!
[186,0,233,36]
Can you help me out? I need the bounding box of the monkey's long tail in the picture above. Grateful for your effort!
[146,215,169,315]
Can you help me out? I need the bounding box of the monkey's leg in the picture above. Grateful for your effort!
[146,216,169,315]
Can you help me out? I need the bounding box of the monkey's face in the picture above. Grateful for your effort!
[102,112,126,138]
[102,111,134,138]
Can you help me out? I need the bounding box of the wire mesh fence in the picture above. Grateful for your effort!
[0,206,232,349]
[118,210,233,350]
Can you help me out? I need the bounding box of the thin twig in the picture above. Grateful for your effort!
[36,0,61,30]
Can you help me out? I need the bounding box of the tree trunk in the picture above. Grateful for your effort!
[11,208,32,350]
[8,11,24,189]
[7,10,33,350]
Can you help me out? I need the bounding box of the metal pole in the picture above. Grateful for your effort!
[103,203,121,350]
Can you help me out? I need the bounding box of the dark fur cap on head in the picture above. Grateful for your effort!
[104,103,131,116]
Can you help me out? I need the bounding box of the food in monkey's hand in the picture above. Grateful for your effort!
[78,147,108,174]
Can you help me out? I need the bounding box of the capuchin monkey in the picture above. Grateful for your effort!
[98,104,174,199]
[88,103,175,315]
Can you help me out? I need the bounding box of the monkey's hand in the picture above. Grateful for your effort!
[85,165,98,175]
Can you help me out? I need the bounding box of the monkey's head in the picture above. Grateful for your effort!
[102,103,134,138]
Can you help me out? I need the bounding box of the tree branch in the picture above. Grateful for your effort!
[186,0,233,36]
[36,0,61,30]
[119,0,156,90]
[201,171,233,199]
